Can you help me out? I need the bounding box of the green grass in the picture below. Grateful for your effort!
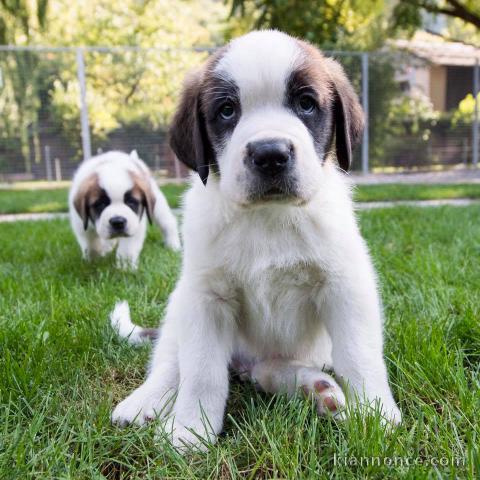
[2,183,480,215]
[1,206,479,478]
[354,183,480,203]
[0,183,186,215]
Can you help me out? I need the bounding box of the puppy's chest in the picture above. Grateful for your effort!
[234,261,326,353]
[241,263,324,314]
[210,215,331,350]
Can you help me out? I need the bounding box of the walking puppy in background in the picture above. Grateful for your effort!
[112,30,401,449]
[69,150,180,269]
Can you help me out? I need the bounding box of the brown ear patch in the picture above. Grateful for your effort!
[73,173,102,230]
[129,171,156,224]
[324,57,364,171]
[296,40,364,171]
[168,46,228,184]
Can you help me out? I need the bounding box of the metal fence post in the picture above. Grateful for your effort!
[473,59,479,166]
[76,48,92,161]
[361,52,369,174]
[174,156,181,180]
[44,145,52,181]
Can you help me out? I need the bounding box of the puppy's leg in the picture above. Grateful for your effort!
[71,217,99,260]
[249,359,346,418]
[150,180,181,251]
[116,224,146,269]
[322,273,401,424]
[165,284,235,451]
[98,238,116,256]
[82,235,111,259]
[112,316,179,426]
[77,235,92,260]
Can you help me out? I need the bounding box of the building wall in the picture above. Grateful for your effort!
[410,65,430,97]
[429,65,447,111]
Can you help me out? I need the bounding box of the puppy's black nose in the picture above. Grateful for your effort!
[109,216,127,231]
[247,139,294,176]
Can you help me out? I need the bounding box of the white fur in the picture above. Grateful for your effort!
[216,32,320,204]
[112,31,401,450]
[69,150,180,269]
[110,301,151,345]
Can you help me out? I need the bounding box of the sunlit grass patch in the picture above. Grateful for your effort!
[0,205,478,477]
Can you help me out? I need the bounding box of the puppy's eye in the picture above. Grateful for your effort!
[219,102,236,120]
[125,195,139,212]
[92,196,109,211]
[297,94,317,114]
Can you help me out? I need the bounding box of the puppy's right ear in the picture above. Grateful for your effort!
[73,190,90,231]
[169,69,213,185]
[73,174,98,230]
[325,58,364,172]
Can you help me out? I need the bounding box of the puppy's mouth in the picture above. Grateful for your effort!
[247,178,300,204]
[264,186,285,196]
[108,230,130,239]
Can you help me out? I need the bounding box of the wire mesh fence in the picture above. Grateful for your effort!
[0,45,478,181]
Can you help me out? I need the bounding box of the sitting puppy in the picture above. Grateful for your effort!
[112,31,401,448]
[69,150,180,269]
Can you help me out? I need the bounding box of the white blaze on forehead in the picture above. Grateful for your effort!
[215,30,303,110]
[97,163,134,202]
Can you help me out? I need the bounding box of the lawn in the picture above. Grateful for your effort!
[354,183,480,202]
[0,184,186,215]
[1,183,480,215]
[1,206,479,478]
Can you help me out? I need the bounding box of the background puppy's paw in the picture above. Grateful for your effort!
[115,257,138,271]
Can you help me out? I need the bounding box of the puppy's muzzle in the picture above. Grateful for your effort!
[245,138,298,201]
[109,216,127,236]
[246,139,294,177]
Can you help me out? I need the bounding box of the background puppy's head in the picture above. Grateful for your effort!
[73,153,155,239]
[170,30,364,205]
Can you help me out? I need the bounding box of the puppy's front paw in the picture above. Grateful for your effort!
[162,417,215,453]
[381,404,402,426]
[112,386,174,426]
[116,256,138,271]
[302,376,346,420]
[165,234,181,252]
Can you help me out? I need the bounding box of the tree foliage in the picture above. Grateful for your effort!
[393,0,480,33]
[229,0,391,49]
[0,1,51,172]
[0,0,229,172]
[42,0,228,141]
[0,0,49,44]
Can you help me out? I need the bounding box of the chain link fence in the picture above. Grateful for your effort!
[0,45,478,181]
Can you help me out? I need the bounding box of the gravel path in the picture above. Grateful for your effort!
[0,212,69,223]
[355,198,480,209]
[1,198,479,223]
[351,167,480,185]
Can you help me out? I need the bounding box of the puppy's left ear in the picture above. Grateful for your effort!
[327,59,364,172]
[131,171,156,225]
[143,185,155,225]
[169,68,213,185]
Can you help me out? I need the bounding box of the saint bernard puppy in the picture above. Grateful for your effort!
[111,30,401,450]
[69,150,180,269]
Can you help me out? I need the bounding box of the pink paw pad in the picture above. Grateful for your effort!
[313,380,331,393]
[302,378,344,416]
